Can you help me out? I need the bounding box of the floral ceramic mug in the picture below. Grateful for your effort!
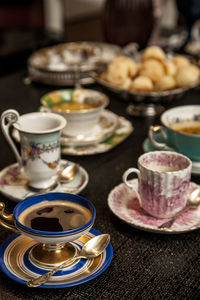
[1,109,66,190]
[123,151,192,219]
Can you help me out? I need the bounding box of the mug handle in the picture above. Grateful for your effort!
[1,109,22,168]
[122,168,142,205]
[148,125,171,150]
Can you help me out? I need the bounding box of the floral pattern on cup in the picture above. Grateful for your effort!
[22,141,60,169]
[1,109,66,190]
[123,151,192,219]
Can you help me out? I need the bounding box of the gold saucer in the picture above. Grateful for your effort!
[0,229,113,288]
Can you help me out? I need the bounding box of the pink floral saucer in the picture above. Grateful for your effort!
[107,179,200,234]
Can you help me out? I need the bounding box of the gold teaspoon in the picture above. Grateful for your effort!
[58,163,79,183]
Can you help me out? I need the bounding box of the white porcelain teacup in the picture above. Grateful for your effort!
[1,109,66,190]
[40,88,109,136]
[123,151,192,219]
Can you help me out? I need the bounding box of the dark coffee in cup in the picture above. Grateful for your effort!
[18,200,92,232]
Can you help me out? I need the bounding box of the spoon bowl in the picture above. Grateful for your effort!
[79,233,110,258]
[27,233,110,287]
[187,188,200,205]
[59,163,79,183]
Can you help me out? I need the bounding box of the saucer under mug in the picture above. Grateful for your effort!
[0,159,89,202]
[0,228,113,288]
[108,179,200,234]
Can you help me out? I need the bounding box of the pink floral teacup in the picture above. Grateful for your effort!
[1,109,66,191]
[123,151,192,218]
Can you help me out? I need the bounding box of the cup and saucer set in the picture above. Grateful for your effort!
[0,109,88,202]
[108,105,200,234]
[0,108,113,288]
[13,88,133,156]
[1,88,133,201]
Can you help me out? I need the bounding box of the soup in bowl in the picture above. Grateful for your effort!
[41,88,109,136]
[149,105,200,161]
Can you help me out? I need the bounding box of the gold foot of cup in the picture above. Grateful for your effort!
[29,243,77,269]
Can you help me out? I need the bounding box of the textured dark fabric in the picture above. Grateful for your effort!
[0,70,200,300]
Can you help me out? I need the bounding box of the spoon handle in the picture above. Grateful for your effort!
[158,206,189,229]
[27,255,85,287]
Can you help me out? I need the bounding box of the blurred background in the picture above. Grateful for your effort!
[0,0,200,75]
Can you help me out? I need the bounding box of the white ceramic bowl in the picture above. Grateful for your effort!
[41,89,109,136]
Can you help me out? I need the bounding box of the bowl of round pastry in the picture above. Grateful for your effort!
[95,46,200,116]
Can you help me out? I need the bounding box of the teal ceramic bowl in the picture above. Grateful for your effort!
[149,105,200,161]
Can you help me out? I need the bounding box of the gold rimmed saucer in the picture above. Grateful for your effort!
[0,229,113,288]
[60,109,119,146]
[0,159,89,202]
[61,116,133,156]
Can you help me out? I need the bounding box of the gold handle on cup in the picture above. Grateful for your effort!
[148,125,170,150]
[0,202,18,232]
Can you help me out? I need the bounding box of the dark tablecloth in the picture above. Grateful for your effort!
[0,70,200,300]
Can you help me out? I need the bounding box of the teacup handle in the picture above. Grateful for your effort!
[1,109,22,168]
[148,125,171,150]
[122,168,142,205]
[0,202,18,232]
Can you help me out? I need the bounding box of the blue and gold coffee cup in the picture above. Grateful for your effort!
[0,192,96,267]
[149,105,200,161]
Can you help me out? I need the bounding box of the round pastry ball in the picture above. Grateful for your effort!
[109,76,131,89]
[120,77,132,89]
[163,61,177,77]
[172,55,190,69]
[105,60,130,87]
[107,60,129,81]
[130,76,154,92]
[108,55,138,78]
[106,68,132,89]
[142,46,165,62]
[139,59,165,83]
[106,72,130,87]
[175,65,199,87]
[155,76,176,91]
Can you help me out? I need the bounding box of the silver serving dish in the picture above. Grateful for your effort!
[92,53,200,117]
[94,73,199,116]
[27,41,121,86]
